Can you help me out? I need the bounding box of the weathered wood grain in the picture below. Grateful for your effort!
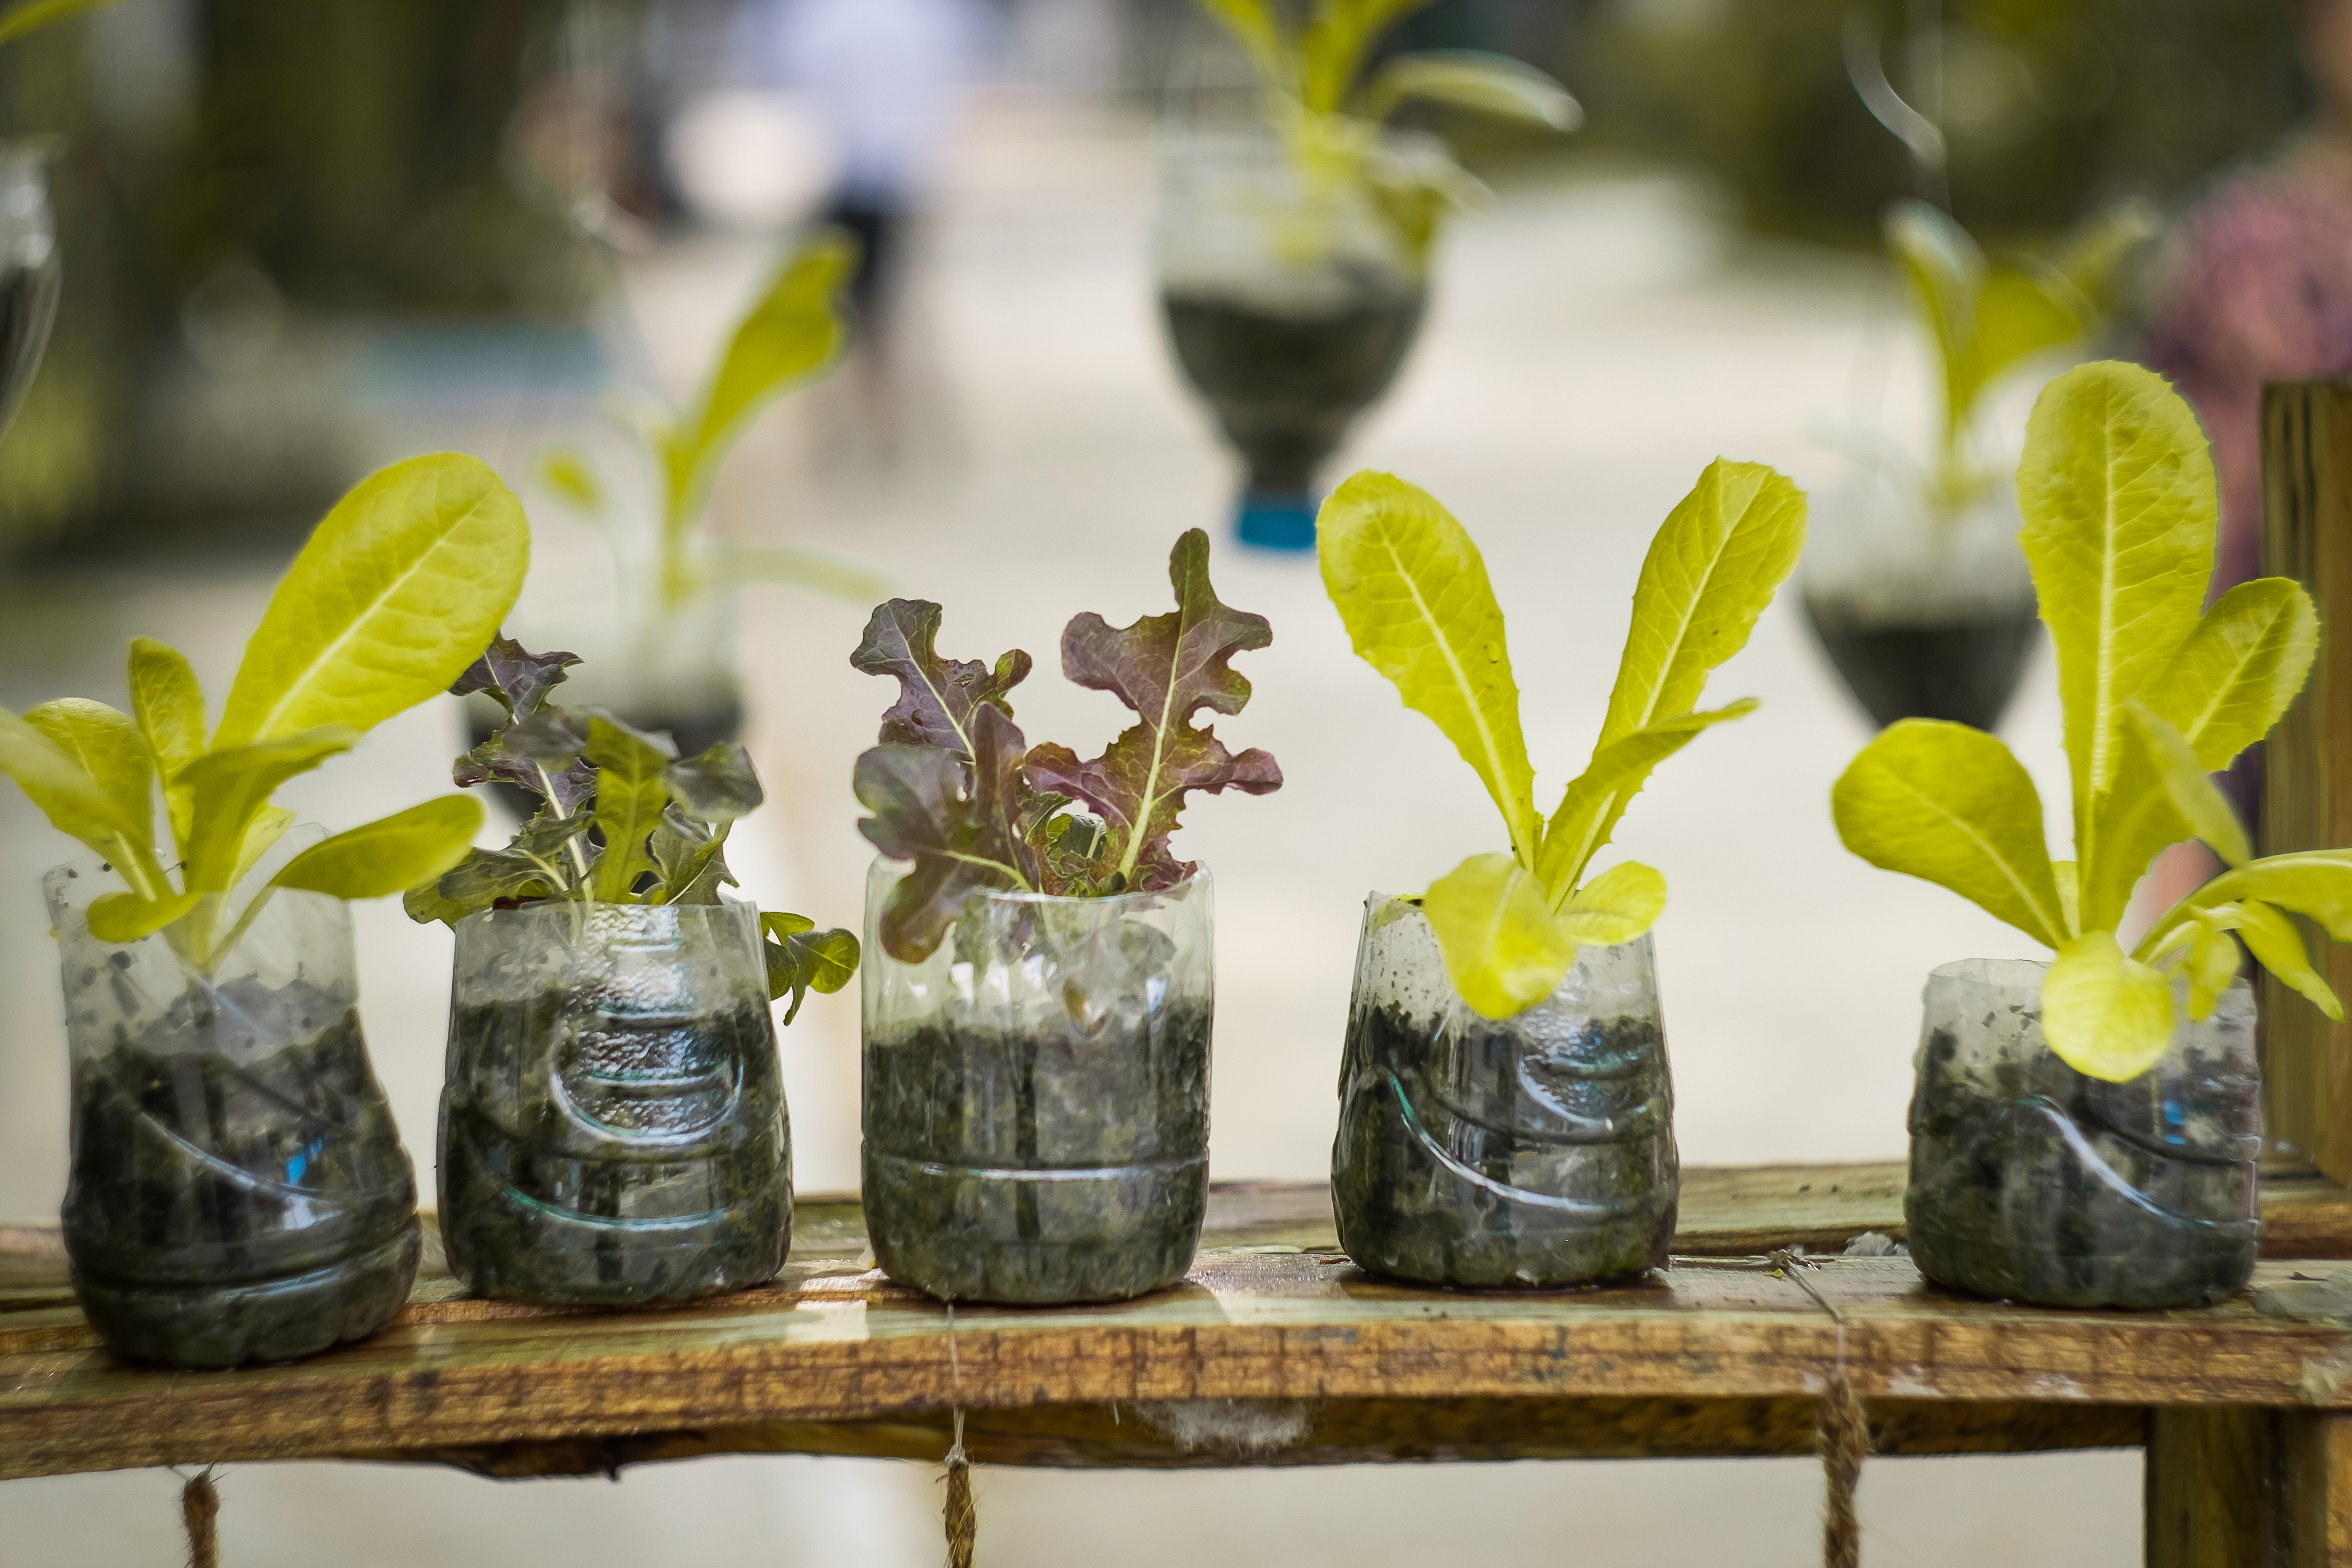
[5,1168,2352,1482]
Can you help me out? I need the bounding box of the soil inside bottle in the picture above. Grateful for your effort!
[1333,1000,1677,1289]
[1804,595,2041,732]
[862,1003,1212,1305]
[63,975,421,1368]
[1161,288,1426,495]
[1906,1022,2257,1309]
[439,993,789,1305]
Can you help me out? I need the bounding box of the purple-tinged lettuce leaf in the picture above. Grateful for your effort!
[664,739,763,823]
[1025,529,1281,891]
[452,635,581,719]
[855,702,1040,961]
[851,599,1032,754]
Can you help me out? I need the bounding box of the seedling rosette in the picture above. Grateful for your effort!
[1318,460,1808,1017]
[850,529,1277,1304]
[1832,360,2334,1085]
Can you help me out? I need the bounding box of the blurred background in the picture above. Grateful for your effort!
[0,0,2318,1561]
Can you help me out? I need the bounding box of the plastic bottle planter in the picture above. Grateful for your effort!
[0,139,61,446]
[1801,472,2040,733]
[1332,894,1678,1288]
[44,854,421,1368]
[1155,127,1440,551]
[438,900,790,1305]
[1906,958,2260,1310]
[861,860,1213,1304]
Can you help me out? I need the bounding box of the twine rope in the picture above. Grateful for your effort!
[942,1304,974,1568]
[1675,1250,1869,1567]
[177,1467,219,1568]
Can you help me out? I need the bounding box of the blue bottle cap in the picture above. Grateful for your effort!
[1235,490,1318,552]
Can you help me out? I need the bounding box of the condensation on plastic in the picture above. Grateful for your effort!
[1331,893,1679,1288]
[44,839,420,1367]
[437,899,789,1305]
[860,858,1214,1305]
[1905,957,2260,1309]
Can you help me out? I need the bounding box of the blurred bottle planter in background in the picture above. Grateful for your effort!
[45,842,422,1368]
[1155,126,1446,551]
[1333,894,1678,1288]
[1803,471,2042,734]
[1906,958,2261,1310]
[861,860,1213,1305]
[437,899,792,1306]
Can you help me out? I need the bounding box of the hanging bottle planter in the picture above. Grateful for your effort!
[1315,459,1805,1287]
[1835,361,2338,1310]
[473,233,888,801]
[1804,200,2154,734]
[0,453,534,1365]
[847,530,1278,1303]
[1163,4,1577,551]
[411,639,857,1307]
[0,137,60,445]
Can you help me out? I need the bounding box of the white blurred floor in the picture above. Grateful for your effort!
[0,93,2129,1565]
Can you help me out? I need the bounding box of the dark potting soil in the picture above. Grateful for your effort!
[862,1005,1212,1304]
[1804,598,2042,733]
[438,996,789,1305]
[63,979,422,1367]
[1162,290,1426,494]
[1332,1001,1678,1289]
[1905,1024,2259,1309]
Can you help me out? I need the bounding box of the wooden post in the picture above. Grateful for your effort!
[2259,382,2352,1182]
[2146,1409,2352,1567]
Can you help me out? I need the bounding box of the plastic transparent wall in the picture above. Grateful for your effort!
[1905,958,2259,1309]
[861,859,1214,1304]
[1801,471,2041,732]
[1153,126,1436,517]
[1331,894,1678,1287]
[45,846,420,1367]
[439,899,788,1305]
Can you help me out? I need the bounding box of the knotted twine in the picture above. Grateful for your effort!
[942,1304,975,1568]
[178,1466,219,1568]
[1673,1250,1870,1567]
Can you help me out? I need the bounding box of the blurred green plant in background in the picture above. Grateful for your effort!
[1583,0,2302,248]
[0,0,610,561]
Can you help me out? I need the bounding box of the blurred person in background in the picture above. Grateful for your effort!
[744,0,994,337]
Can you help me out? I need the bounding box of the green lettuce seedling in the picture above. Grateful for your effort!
[1194,0,1577,261]
[539,232,887,616]
[1833,360,2338,1082]
[1319,462,1807,1017]
[0,0,129,44]
[1881,200,2155,521]
[852,529,1281,963]
[0,453,528,970]
[406,637,858,1020]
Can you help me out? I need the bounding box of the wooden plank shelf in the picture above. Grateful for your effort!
[7,1164,2352,1491]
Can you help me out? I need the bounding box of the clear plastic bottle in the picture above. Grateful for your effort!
[860,859,1214,1304]
[45,848,421,1368]
[1332,893,1678,1288]
[1906,957,2259,1309]
[437,899,789,1305]
[1154,126,1444,548]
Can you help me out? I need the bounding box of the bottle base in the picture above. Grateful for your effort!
[71,1219,422,1369]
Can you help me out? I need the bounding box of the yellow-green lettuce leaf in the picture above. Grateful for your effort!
[271,795,484,900]
[177,727,358,892]
[127,637,206,845]
[2042,930,2177,1082]
[2143,576,2320,773]
[1535,698,1756,906]
[1422,851,1575,1020]
[1557,860,1665,946]
[214,453,529,747]
[2017,362,2215,887]
[1317,471,1539,863]
[1831,718,2068,950]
